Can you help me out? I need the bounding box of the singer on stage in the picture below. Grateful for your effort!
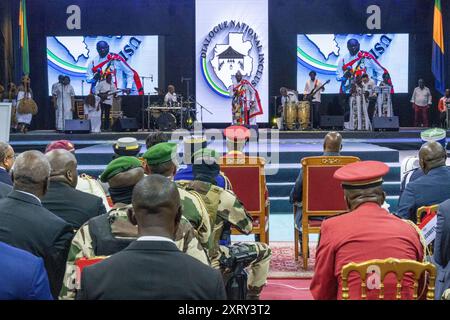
[95,73,117,131]
[85,40,141,95]
[229,71,263,126]
[52,76,75,131]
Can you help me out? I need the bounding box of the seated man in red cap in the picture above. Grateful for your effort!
[310,161,425,300]
[222,125,251,157]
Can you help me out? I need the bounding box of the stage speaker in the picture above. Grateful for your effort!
[112,118,139,132]
[64,120,91,134]
[373,116,399,131]
[320,116,344,129]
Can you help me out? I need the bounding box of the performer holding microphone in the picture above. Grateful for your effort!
[52,76,75,131]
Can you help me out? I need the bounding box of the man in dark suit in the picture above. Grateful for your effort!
[434,199,450,298]
[0,150,73,298]
[77,175,226,300]
[0,181,12,198]
[42,149,106,230]
[397,141,450,222]
[0,142,14,185]
[0,241,53,300]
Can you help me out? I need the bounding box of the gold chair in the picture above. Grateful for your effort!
[416,204,439,225]
[341,258,436,300]
[296,156,360,268]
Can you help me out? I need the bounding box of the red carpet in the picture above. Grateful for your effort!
[261,279,313,300]
[268,241,316,278]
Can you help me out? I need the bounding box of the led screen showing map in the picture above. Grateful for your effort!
[46,35,159,95]
[297,34,409,94]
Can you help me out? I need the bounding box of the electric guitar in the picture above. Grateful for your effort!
[304,79,330,101]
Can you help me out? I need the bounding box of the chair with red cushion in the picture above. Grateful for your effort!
[296,156,360,269]
[219,155,269,244]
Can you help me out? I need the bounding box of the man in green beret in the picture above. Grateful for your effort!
[142,142,212,248]
[59,156,209,300]
[177,148,272,300]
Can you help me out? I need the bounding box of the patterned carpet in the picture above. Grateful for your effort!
[268,241,317,278]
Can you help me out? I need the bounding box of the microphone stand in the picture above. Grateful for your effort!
[189,96,212,124]
[141,76,146,131]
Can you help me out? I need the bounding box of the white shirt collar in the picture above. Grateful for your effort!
[15,190,42,204]
[0,166,6,171]
[136,236,176,244]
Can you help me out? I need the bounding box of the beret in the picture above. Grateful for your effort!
[143,142,177,165]
[100,156,142,182]
[45,140,75,153]
[333,160,389,189]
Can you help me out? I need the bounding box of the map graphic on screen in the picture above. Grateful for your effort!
[46,35,159,96]
[297,34,409,94]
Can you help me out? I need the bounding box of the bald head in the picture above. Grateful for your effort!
[108,167,145,188]
[323,131,342,154]
[45,149,78,187]
[419,141,447,174]
[344,186,386,211]
[0,142,14,171]
[128,175,181,239]
[12,150,51,198]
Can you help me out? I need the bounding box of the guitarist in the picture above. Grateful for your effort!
[303,71,325,129]
[95,73,117,131]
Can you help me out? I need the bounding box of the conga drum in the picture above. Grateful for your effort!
[284,101,297,130]
[297,101,310,130]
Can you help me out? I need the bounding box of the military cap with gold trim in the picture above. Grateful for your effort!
[113,137,141,157]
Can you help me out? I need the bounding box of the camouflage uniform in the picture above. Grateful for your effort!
[177,180,271,298]
[59,203,209,300]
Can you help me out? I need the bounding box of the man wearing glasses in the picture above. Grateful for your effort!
[0,142,15,186]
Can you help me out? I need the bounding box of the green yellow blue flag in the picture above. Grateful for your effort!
[19,0,29,76]
[432,0,445,95]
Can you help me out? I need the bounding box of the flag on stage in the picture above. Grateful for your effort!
[432,0,445,95]
[19,0,30,76]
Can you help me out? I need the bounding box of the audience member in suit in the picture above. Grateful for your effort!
[311,161,424,300]
[434,199,450,299]
[0,142,15,186]
[0,241,53,300]
[0,151,74,298]
[77,175,226,300]
[41,149,106,230]
[397,141,450,222]
[0,181,12,198]
[290,131,342,204]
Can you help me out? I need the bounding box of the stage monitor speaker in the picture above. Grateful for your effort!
[112,118,139,132]
[373,116,399,131]
[64,120,91,134]
[320,116,344,129]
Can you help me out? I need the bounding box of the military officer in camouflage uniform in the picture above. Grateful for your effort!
[142,142,212,248]
[177,148,271,300]
[59,156,208,300]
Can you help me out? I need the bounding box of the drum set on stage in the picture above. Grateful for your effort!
[146,99,196,131]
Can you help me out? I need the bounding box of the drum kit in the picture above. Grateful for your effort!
[283,101,311,130]
[146,100,196,131]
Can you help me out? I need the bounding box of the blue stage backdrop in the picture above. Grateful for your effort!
[3,0,449,129]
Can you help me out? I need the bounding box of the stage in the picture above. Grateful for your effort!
[10,127,446,216]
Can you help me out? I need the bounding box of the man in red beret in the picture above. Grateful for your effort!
[310,161,425,300]
[45,140,75,154]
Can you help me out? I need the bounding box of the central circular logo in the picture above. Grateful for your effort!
[200,20,265,98]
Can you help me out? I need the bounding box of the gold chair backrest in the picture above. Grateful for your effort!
[341,258,436,300]
[416,204,439,225]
